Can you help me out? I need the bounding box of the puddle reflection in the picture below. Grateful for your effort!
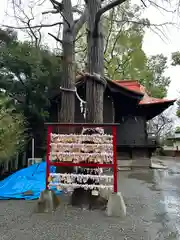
[127,164,180,239]
[151,168,180,239]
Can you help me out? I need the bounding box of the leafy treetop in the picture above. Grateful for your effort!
[75,3,170,99]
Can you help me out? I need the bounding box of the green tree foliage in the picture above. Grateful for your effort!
[0,28,62,137]
[0,95,26,163]
[0,28,63,156]
[175,99,180,118]
[141,54,170,98]
[175,126,180,133]
[171,52,180,66]
[171,52,180,117]
[75,2,170,98]
[103,3,147,80]
[103,3,170,98]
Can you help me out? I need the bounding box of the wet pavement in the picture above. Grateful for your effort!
[1,159,180,240]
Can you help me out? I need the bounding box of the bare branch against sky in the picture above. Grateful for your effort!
[0,0,179,56]
[2,0,179,40]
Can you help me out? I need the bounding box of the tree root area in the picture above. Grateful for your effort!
[70,188,107,210]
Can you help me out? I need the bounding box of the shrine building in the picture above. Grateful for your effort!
[50,77,175,162]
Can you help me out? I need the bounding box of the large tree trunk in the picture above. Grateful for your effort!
[60,41,75,123]
[60,0,75,124]
[56,0,75,173]
[71,0,108,210]
[86,0,105,123]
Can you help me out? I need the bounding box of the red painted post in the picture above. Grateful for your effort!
[112,126,118,193]
[46,125,52,190]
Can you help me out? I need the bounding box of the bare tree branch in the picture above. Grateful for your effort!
[26,19,39,47]
[28,6,41,47]
[61,12,72,28]
[141,0,147,7]
[110,22,126,59]
[95,0,126,25]
[148,0,177,13]
[72,6,83,14]
[107,18,175,28]
[75,47,86,54]
[49,0,63,9]
[56,23,61,48]
[3,3,44,46]
[42,10,58,15]
[48,32,63,44]
[148,112,173,137]
[37,0,47,6]
[104,9,115,55]
[94,0,127,35]
[49,0,72,28]
[2,22,63,29]
[73,8,87,37]
[75,32,84,42]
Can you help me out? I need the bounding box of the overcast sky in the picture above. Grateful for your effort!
[0,0,180,100]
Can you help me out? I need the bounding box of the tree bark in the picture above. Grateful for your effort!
[72,0,108,210]
[60,0,75,125]
[56,0,75,174]
[86,0,105,123]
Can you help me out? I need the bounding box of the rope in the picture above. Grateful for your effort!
[59,70,107,118]
[75,88,86,104]
[60,86,86,103]
[60,86,76,92]
[60,86,87,118]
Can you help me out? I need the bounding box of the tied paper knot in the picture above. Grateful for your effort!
[60,86,86,118]
[49,132,114,193]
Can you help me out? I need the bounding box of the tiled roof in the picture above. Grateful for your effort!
[113,80,176,105]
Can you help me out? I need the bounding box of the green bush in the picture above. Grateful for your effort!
[0,96,27,163]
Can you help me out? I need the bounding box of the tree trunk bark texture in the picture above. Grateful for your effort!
[60,0,75,125]
[71,0,107,211]
[56,0,75,173]
[86,0,105,123]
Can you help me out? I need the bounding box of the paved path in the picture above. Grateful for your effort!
[1,160,180,240]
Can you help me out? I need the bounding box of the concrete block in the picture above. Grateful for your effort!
[150,157,167,169]
[99,188,111,200]
[150,163,167,169]
[106,192,126,217]
[118,160,132,167]
[35,189,60,213]
[118,167,131,171]
[118,159,151,168]
[131,158,151,168]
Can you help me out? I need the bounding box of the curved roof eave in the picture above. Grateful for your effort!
[139,99,176,106]
[109,80,144,99]
[140,100,176,120]
[75,75,144,100]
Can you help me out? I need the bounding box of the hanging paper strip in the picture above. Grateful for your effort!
[49,131,114,193]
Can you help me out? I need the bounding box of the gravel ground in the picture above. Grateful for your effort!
[1,160,180,240]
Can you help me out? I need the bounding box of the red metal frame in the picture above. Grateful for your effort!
[112,126,117,193]
[45,123,118,192]
[46,125,52,190]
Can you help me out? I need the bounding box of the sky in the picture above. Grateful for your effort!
[140,1,180,100]
[0,0,180,100]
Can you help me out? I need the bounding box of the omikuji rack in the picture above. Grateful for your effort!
[45,123,119,193]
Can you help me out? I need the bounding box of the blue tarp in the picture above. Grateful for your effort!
[0,162,61,200]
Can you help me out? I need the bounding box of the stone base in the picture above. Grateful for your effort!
[35,189,60,213]
[118,167,132,171]
[99,188,111,201]
[150,157,167,169]
[106,192,126,217]
[118,159,151,169]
